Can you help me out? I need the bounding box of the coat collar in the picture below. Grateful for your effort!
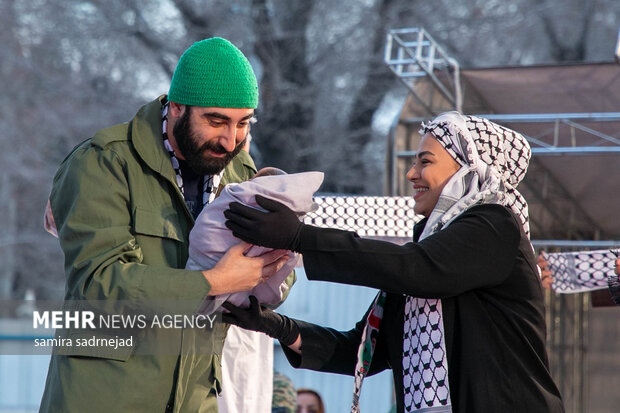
[130,96,195,222]
[131,96,177,183]
[413,217,428,242]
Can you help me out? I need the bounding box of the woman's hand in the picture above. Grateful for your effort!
[537,253,553,290]
[221,296,300,347]
[224,195,304,251]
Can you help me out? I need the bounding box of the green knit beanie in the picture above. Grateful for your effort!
[271,372,296,413]
[168,37,258,108]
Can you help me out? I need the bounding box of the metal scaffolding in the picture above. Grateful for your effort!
[384,27,462,114]
[399,112,620,155]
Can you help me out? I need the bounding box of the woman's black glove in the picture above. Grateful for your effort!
[221,296,300,346]
[224,195,304,251]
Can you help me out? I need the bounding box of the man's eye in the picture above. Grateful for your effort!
[209,120,225,127]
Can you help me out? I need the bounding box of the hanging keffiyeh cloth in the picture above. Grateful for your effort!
[351,112,532,412]
[542,249,618,294]
[161,100,223,210]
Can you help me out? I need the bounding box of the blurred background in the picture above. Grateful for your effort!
[1,0,620,411]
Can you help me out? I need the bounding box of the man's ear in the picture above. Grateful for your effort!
[168,101,186,118]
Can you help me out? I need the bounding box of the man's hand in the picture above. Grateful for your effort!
[537,253,553,290]
[224,195,304,251]
[203,242,288,296]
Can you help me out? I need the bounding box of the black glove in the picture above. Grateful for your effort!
[224,195,304,251]
[221,296,300,346]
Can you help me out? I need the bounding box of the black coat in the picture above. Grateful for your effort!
[282,204,564,413]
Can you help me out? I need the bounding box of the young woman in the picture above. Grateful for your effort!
[296,388,325,413]
[223,112,564,413]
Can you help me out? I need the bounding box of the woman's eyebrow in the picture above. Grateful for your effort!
[416,150,435,158]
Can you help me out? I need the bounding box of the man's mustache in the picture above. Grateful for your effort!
[199,141,229,155]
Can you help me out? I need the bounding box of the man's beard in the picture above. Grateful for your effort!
[172,107,246,175]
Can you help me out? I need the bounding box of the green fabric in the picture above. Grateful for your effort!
[271,372,296,412]
[40,96,257,413]
[168,37,258,108]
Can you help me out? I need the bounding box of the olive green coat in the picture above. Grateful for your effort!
[40,96,257,413]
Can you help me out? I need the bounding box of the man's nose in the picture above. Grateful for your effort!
[219,128,237,152]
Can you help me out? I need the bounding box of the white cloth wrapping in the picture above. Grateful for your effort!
[217,325,274,413]
[186,171,324,314]
[186,171,323,413]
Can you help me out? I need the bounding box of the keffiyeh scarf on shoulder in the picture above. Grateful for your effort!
[161,100,223,209]
[351,112,532,413]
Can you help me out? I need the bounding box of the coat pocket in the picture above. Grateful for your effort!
[133,207,183,242]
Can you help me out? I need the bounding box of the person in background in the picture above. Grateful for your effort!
[296,388,325,413]
[538,252,554,289]
[40,37,288,413]
[611,253,620,303]
[271,372,297,413]
[223,112,564,412]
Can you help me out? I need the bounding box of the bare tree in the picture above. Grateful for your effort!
[249,0,317,174]
[3,0,620,300]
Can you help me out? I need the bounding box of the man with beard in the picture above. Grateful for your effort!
[40,37,289,413]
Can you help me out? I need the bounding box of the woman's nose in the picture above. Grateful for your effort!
[406,165,418,181]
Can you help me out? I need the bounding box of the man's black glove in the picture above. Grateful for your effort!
[221,296,300,346]
[224,195,304,251]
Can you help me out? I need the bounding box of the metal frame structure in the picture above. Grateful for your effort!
[384,27,462,114]
[397,112,620,155]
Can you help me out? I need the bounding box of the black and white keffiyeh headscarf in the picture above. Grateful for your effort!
[401,111,532,412]
[418,111,531,240]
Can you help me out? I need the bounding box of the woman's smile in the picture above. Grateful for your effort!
[413,185,429,201]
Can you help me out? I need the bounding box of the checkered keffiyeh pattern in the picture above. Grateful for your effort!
[305,196,418,238]
[403,298,451,411]
[544,250,617,294]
